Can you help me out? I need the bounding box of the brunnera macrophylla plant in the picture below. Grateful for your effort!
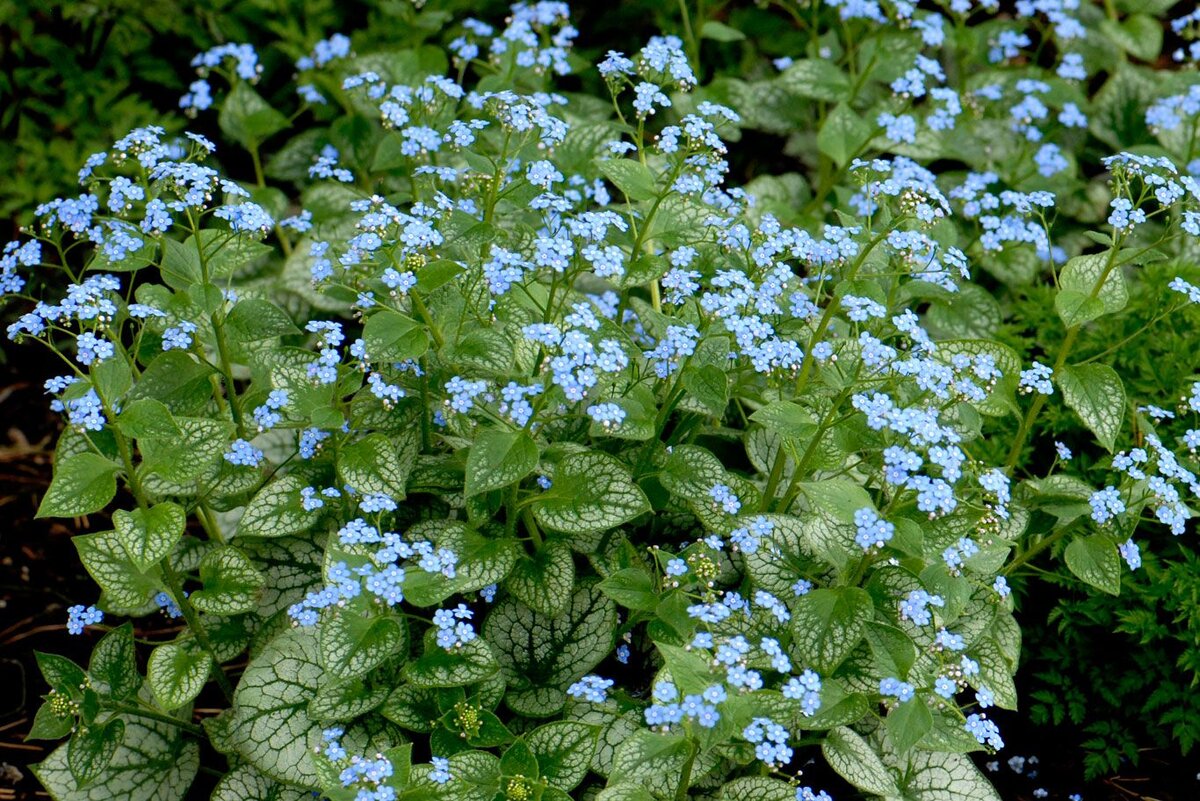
[11,1,1200,800]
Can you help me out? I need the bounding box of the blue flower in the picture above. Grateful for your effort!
[964,713,1004,749]
[430,757,452,785]
[224,439,264,467]
[567,675,613,703]
[708,483,741,515]
[879,677,915,702]
[66,604,103,634]
[1089,486,1125,524]
[853,507,894,550]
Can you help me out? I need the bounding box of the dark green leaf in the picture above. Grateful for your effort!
[37,454,119,519]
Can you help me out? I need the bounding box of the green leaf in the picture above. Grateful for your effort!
[92,358,132,404]
[532,451,650,535]
[817,105,873,167]
[161,231,270,289]
[598,159,658,202]
[219,82,290,149]
[320,607,408,681]
[656,643,716,695]
[779,59,850,101]
[505,539,575,617]
[68,718,125,788]
[865,622,917,680]
[598,568,658,612]
[89,624,141,701]
[147,641,211,711]
[721,777,796,801]
[893,749,1002,801]
[822,726,900,797]
[417,259,465,292]
[1065,535,1122,595]
[699,19,745,42]
[1055,252,1127,327]
[308,678,389,721]
[500,738,539,779]
[158,238,202,290]
[609,731,692,798]
[487,583,616,710]
[403,637,500,688]
[362,309,429,363]
[37,653,88,694]
[74,530,159,610]
[529,722,598,791]
[116,399,180,442]
[240,536,324,618]
[230,628,323,787]
[598,784,657,801]
[750,400,816,438]
[886,698,933,757]
[190,546,265,614]
[212,765,310,801]
[466,428,538,496]
[37,454,120,518]
[126,353,216,416]
[226,299,301,340]
[238,475,317,539]
[140,417,232,482]
[1056,364,1125,452]
[338,432,414,499]
[28,701,76,741]
[798,479,874,524]
[790,588,873,673]
[113,503,185,572]
[971,637,1019,711]
[401,521,520,606]
[32,717,199,801]
[439,704,512,748]
[681,363,728,416]
[1100,14,1162,61]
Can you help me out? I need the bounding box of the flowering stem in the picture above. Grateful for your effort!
[188,213,245,436]
[763,230,890,508]
[1004,239,1124,471]
[211,318,246,438]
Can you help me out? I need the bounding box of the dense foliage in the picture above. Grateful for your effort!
[8,1,1200,799]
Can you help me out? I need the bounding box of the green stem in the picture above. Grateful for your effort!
[759,441,790,513]
[94,380,149,511]
[506,484,521,541]
[675,737,699,801]
[196,502,225,544]
[676,0,700,76]
[160,559,236,703]
[248,143,266,188]
[521,507,544,550]
[188,213,245,435]
[1004,526,1073,575]
[410,291,445,349]
[108,702,204,736]
[211,321,245,437]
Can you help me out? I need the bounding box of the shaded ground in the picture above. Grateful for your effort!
[0,342,1192,800]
